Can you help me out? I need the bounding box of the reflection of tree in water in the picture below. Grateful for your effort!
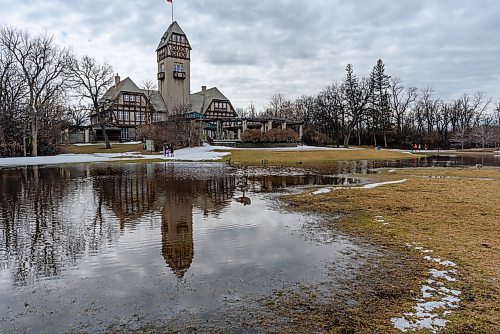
[0,166,120,286]
[0,163,238,285]
[91,165,157,230]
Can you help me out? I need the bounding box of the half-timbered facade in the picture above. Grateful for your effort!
[190,86,237,118]
[157,21,191,113]
[91,76,167,141]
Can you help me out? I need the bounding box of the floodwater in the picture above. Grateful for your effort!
[0,163,364,333]
[0,154,496,332]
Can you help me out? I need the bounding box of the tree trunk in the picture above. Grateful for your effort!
[343,134,350,148]
[100,122,111,149]
[31,104,38,157]
[384,133,388,148]
[373,133,377,147]
[95,102,111,149]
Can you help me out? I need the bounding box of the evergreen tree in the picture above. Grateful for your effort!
[370,59,391,146]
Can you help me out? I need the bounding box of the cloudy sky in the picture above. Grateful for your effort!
[1,0,499,110]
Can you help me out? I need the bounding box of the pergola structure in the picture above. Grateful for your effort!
[186,113,304,142]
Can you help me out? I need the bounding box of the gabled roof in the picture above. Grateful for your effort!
[140,89,167,113]
[190,87,233,114]
[100,77,142,102]
[156,21,191,51]
[99,77,167,113]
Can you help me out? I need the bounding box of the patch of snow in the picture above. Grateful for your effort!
[0,144,231,167]
[311,188,332,195]
[115,141,142,145]
[362,179,407,189]
[160,144,230,161]
[429,269,456,282]
[421,285,437,299]
[393,244,461,333]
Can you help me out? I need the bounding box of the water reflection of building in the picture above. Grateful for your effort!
[161,188,194,278]
[91,164,236,278]
[159,175,235,278]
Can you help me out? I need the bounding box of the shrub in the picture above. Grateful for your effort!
[241,129,263,143]
[302,128,333,146]
[241,128,299,143]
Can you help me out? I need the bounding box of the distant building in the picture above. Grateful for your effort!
[91,21,237,142]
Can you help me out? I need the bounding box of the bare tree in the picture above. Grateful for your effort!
[68,55,114,149]
[469,115,496,148]
[247,102,257,118]
[0,27,71,156]
[340,64,373,147]
[67,104,90,127]
[141,80,157,124]
[390,77,417,139]
[0,46,28,156]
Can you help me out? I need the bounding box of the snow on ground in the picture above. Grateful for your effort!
[311,188,332,195]
[0,144,230,167]
[362,179,407,189]
[311,179,408,195]
[391,243,461,333]
[160,144,230,161]
[0,143,385,167]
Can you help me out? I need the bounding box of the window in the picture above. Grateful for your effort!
[160,63,165,72]
[123,94,140,103]
[118,111,130,121]
[173,63,184,72]
[214,101,228,111]
[138,112,146,122]
[153,113,165,123]
[121,128,129,140]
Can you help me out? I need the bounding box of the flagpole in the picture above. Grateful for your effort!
[171,1,174,23]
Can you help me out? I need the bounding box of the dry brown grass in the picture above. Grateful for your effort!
[62,143,145,154]
[286,167,500,332]
[217,148,420,167]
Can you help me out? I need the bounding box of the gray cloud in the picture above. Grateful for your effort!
[1,0,499,110]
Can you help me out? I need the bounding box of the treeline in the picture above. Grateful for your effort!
[0,27,116,157]
[248,60,500,149]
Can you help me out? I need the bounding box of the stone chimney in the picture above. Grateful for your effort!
[115,74,121,86]
[202,85,207,93]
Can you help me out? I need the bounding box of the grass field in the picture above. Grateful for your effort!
[217,148,420,166]
[286,167,500,333]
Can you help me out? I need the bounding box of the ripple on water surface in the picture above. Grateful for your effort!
[0,163,364,332]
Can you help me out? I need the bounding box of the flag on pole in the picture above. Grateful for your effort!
[166,0,174,22]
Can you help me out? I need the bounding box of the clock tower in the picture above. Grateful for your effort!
[156,21,192,114]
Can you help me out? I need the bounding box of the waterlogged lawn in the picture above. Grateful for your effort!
[286,167,500,333]
[216,147,420,166]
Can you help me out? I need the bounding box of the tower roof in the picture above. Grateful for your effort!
[156,21,191,51]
